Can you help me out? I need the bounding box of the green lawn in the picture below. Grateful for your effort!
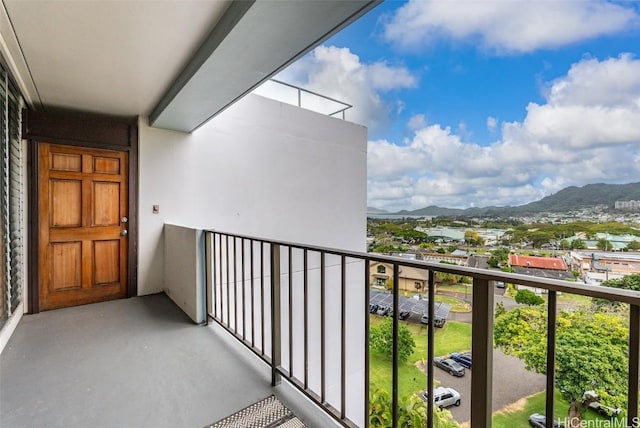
[492,390,625,428]
[435,294,471,312]
[436,283,472,294]
[369,316,472,400]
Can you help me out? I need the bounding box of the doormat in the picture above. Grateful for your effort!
[205,395,306,428]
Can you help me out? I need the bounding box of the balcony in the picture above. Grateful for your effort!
[3,229,640,428]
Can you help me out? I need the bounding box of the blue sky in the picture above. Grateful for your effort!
[271,0,640,211]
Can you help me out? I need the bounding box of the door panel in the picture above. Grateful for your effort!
[39,143,128,310]
[93,240,120,285]
[93,182,120,226]
[51,242,82,291]
[50,180,82,226]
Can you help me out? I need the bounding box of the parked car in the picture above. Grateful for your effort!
[582,391,622,417]
[376,305,389,316]
[449,352,472,369]
[421,386,461,408]
[433,357,465,377]
[528,413,564,428]
[420,314,446,328]
[398,311,410,320]
[368,304,378,314]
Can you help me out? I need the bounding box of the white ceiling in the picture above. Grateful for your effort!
[3,0,231,116]
[2,0,378,132]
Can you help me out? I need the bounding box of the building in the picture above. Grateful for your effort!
[508,254,568,271]
[369,262,428,292]
[615,200,640,210]
[569,251,640,280]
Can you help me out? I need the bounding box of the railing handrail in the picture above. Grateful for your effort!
[202,228,640,305]
[204,229,640,428]
[267,79,352,119]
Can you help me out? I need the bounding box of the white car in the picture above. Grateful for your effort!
[421,386,461,408]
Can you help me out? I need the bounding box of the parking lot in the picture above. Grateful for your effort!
[434,348,546,424]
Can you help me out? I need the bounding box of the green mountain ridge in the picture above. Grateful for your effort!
[389,182,640,216]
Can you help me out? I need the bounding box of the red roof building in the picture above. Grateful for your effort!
[508,254,567,271]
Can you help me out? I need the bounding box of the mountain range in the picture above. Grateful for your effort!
[368,182,640,217]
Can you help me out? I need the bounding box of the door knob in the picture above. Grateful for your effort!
[121,216,128,223]
[121,230,128,236]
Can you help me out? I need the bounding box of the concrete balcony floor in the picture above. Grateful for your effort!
[0,294,325,428]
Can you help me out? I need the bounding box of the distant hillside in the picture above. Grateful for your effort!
[511,182,640,213]
[367,206,390,214]
[391,182,640,216]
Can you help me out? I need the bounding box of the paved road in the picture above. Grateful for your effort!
[431,287,546,424]
[432,349,546,424]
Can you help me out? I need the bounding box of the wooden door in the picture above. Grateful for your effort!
[38,143,128,310]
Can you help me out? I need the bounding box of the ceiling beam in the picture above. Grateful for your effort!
[149,0,380,133]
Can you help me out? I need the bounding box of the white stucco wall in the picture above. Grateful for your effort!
[139,94,367,425]
[138,93,367,295]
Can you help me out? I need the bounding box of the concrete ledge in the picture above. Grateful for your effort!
[163,223,205,323]
[0,302,23,355]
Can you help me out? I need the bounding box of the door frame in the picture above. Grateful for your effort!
[25,109,139,313]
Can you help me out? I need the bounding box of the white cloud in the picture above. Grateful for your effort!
[268,45,417,134]
[383,0,639,54]
[486,116,497,132]
[368,54,640,210]
[407,114,427,131]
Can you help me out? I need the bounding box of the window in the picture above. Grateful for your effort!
[0,64,24,327]
[377,265,386,274]
[374,277,386,287]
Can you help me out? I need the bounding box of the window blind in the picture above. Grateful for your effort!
[0,64,24,319]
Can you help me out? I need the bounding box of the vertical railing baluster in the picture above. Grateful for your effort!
[261,242,265,356]
[303,249,309,389]
[546,290,557,428]
[234,237,238,333]
[628,304,640,427]
[241,238,246,340]
[364,259,370,428]
[392,263,399,428]
[427,270,435,428]
[289,247,293,377]
[250,239,255,348]
[471,277,493,428]
[341,255,347,420]
[225,235,230,327]
[204,231,212,326]
[271,243,281,386]
[320,251,326,403]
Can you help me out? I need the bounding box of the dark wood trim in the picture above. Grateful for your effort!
[25,109,139,313]
[27,139,39,313]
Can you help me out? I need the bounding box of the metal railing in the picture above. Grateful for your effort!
[253,79,353,119]
[204,230,640,428]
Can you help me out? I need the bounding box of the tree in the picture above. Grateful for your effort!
[385,278,394,291]
[626,240,640,251]
[598,273,640,309]
[491,247,510,263]
[570,239,587,250]
[560,239,570,250]
[486,257,500,268]
[370,318,415,363]
[369,388,459,427]
[464,230,484,246]
[494,307,629,425]
[514,289,544,306]
[596,238,612,251]
[602,273,640,291]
